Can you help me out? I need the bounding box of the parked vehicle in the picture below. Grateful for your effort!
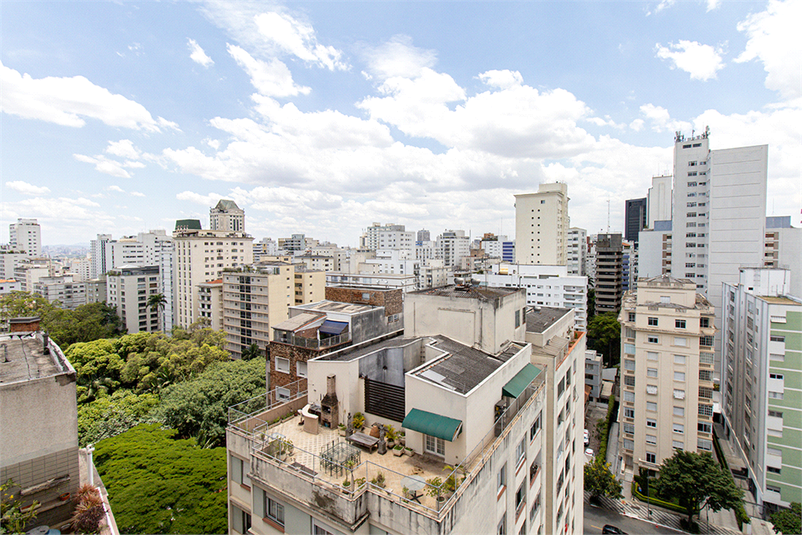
[602,525,627,534]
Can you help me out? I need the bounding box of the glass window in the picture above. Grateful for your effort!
[647,351,659,361]
[624,408,635,419]
[674,371,686,381]
[647,335,659,344]
[673,423,685,434]
[646,452,656,463]
[647,402,657,412]
[266,496,284,527]
[646,435,657,445]
[624,391,635,402]
[673,406,684,417]
[646,418,657,428]
[530,413,542,440]
[672,440,684,450]
[674,355,686,365]
[675,319,686,329]
[275,357,290,373]
[648,317,658,326]
[296,361,307,378]
[647,368,658,378]
[516,439,526,466]
[498,463,507,492]
[425,435,445,456]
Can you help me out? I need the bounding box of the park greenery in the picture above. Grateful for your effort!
[770,502,801,535]
[587,311,621,366]
[654,450,744,529]
[94,424,228,535]
[584,457,622,501]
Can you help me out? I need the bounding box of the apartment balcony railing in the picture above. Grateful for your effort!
[274,331,352,350]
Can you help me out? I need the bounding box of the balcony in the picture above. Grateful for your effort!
[274,331,352,350]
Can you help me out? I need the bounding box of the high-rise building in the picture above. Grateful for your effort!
[515,183,570,265]
[721,268,801,511]
[210,199,245,232]
[566,228,586,276]
[33,275,86,310]
[106,265,161,333]
[624,198,647,243]
[416,229,430,242]
[90,233,112,279]
[637,221,672,279]
[174,215,253,328]
[436,230,470,268]
[647,175,672,228]
[618,276,716,475]
[763,216,802,299]
[594,233,623,313]
[360,223,408,251]
[9,218,41,258]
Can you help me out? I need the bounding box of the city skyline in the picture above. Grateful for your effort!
[2,0,799,246]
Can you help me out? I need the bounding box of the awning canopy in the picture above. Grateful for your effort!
[319,320,348,335]
[402,408,463,442]
[502,363,541,399]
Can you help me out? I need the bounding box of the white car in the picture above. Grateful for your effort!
[585,448,594,457]
[583,429,589,445]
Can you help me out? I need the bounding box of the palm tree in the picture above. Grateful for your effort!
[146,293,167,331]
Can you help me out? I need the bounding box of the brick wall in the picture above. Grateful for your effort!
[268,342,312,391]
[325,287,403,316]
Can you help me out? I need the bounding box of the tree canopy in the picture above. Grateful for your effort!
[94,424,227,534]
[770,502,801,535]
[584,457,622,500]
[77,389,160,447]
[587,312,621,366]
[156,357,267,448]
[66,328,228,403]
[655,450,743,526]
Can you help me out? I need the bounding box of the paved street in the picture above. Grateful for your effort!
[585,501,685,534]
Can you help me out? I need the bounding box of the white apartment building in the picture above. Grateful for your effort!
[210,199,245,232]
[33,276,86,310]
[359,223,409,251]
[106,265,161,333]
[647,175,673,228]
[638,221,672,279]
[566,228,586,277]
[0,279,22,295]
[763,216,802,299]
[326,272,417,293]
[253,238,279,262]
[721,268,801,510]
[0,250,28,280]
[14,259,53,293]
[197,279,224,331]
[436,230,471,268]
[585,350,602,401]
[90,234,112,279]
[473,263,588,330]
[515,183,569,265]
[618,276,716,476]
[174,228,253,328]
[9,218,41,258]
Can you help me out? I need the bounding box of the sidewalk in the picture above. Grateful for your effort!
[585,490,744,535]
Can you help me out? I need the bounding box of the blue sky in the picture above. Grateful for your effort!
[2,0,799,247]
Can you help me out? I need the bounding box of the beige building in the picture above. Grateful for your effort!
[210,199,245,232]
[515,183,570,265]
[197,278,224,331]
[527,307,586,535]
[106,265,161,333]
[222,263,324,359]
[618,276,716,475]
[173,227,253,328]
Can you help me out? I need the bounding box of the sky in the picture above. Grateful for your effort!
[1,0,800,248]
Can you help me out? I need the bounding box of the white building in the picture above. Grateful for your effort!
[106,265,161,333]
[0,250,28,280]
[210,199,245,232]
[0,279,21,295]
[436,230,470,268]
[584,350,602,401]
[721,268,801,510]
[638,221,672,279]
[566,228,586,277]
[359,223,409,251]
[33,275,86,310]
[515,183,569,266]
[90,234,112,279]
[618,276,716,475]
[326,271,417,293]
[253,238,279,262]
[9,218,41,258]
[647,175,673,228]
[473,263,588,330]
[763,216,802,299]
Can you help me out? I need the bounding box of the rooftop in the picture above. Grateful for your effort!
[294,300,376,315]
[760,295,801,305]
[525,306,571,334]
[272,312,325,332]
[315,334,412,362]
[409,284,522,300]
[0,332,74,386]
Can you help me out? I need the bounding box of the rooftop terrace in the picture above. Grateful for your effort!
[0,332,74,385]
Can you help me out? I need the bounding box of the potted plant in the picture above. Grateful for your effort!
[354,477,366,489]
[385,425,398,447]
[443,464,466,494]
[338,423,347,437]
[370,472,386,489]
[425,477,446,508]
[352,412,365,431]
[342,478,351,493]
[393,444,404,457]
[399,431,406,446]
[405,446,414,457]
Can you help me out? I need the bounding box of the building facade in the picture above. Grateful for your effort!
[625,198,647,243]
[106,265,161,333]
[210,199,245,232]
[594,233,623,313]
[515,183,569,266]
[617,276,716,475]
[9,218,41,258]
[33,275,87,310]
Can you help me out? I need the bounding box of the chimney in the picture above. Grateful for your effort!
[327,375,336,397]
[9,316,41,333]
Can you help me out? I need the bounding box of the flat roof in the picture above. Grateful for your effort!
[409,285,522,300]
[525,306,571,333]
[760,296,800,305]
[293,300,376,315]
[412,335,525,395]
[0,333,74,385]
[273,312,325,332]
[315,334,413,362]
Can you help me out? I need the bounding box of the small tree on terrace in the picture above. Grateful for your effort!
[584,457,622,501]
[655,450,743,528]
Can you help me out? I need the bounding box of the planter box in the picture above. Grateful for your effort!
[405,449,414,457]
[393,448,404,457]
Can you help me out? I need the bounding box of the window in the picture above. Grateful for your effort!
[628,312,636,322]
[313,520,336,535]
[698,439,713,451]
[769,391,784,399]
[516,439,526,467]
[769,373,784,380]
[648,317,658,326]
[767,466,781,474]
[232,505,251,534]
[266,496,285,527]
[647,351,659,361]
[497,517,506,535]
[700,336,713,346]
[770,335,785,342]
[425,434,445,457]
[624,375,635,387]
[498,463,507,493]
[647,368,658,378]
[700,317,710,328]
[623,423,634,435]
[674,406,685,417]
[647,335,659,344]
[515,309,521,328]
[766,485,781,494]
[623,439,634,450]
[275,357,290,374]
[646,385,658,395]
[646,418,657,428]
[515,482,526,514]
[646,453,657,464]
[530,492,541,521]
[674,389,685,400]
[672,440,684,450]
[530,413,542,440]
[698,422,712,434]
[675,319,686,329]
[296,361,307,378]
[624,408,635,419]
[624,391,635,402]
[673,423,685,434]
[276,387,290,401]
[624,359,635,371]
[674,371,686,381]
[768,410,783,418]
[647,402,657,412]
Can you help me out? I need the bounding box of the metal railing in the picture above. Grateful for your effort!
[275,331,351,350]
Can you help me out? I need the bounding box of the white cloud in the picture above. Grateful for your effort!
[106,139,140,160]
[629,118,645,131]
[5,181,51,195]
[73,153,145,178]
[706,0,720,11]
[188,38,214,67]
[656,40,725,81]
[254,11,347,71]
[177,190,229,207]
[638,103,692,132]
[130,191,145,197]
[361,35,437,80]
[107,185,125,193]
[0,61,177,131]
[735,0,802,100]
[478,70,523,90]
[227,44,310,97]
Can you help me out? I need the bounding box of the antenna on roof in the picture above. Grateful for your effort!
[607,199,611,233]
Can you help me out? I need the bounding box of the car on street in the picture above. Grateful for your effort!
[584,429,589,445]
[602,525,627,534]
[585,447,594,457]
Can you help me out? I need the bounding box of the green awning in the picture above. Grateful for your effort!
[502,363,542,398]
[402,408,463,442]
